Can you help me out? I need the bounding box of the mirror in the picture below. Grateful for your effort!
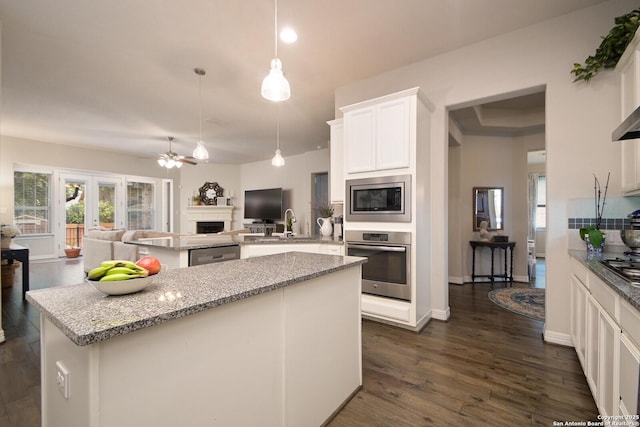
[473,187,504,231]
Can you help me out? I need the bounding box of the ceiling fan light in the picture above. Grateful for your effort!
[261,58,290,102]
[271,149,285,167]
[193,140,209,160]
[166,159,176,169]
[175,161,183,168]
[158,158,166,167]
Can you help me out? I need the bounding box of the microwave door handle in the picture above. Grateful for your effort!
[347,244,406,253]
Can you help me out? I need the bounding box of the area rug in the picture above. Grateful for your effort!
[488,288,545,322]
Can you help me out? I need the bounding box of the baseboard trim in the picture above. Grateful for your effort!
[0,329,5,344]
[543,329,573,347]
[448,276,464,285]
[431,307,450,321]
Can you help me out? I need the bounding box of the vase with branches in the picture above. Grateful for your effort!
[579,172,610,251]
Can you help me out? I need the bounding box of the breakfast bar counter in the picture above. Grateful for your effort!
[27,252,364,427]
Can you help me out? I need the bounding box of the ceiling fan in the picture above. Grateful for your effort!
[157,136,197,168]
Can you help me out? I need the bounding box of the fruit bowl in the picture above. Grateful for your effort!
[87,275,155,296]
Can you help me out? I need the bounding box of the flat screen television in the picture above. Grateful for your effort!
[244,188,283,222]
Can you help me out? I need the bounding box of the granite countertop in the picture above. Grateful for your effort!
[26,252,365,347]
[569,249,640,311]
[126,234,344,251]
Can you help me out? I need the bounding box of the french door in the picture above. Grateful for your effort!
[58,173,124,256]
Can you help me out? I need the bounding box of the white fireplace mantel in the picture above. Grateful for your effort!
[185,206,234,233]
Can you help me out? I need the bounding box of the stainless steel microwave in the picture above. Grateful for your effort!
[345,174,411,222]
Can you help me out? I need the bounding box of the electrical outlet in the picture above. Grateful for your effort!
[55,361,70,399]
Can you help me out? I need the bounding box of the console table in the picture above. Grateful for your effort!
[1,243,29,299]
[469,240,515,287]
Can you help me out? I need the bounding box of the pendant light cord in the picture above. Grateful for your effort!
[274,0,278,58]
[199,74,203,141]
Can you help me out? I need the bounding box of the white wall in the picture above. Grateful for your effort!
[177,162,241,231]
[240,149,330,236]
[334,0,635,343]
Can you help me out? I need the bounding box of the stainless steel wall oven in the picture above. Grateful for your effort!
[346,230,411,301]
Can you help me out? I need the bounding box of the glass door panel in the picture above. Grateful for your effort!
[59,174,124,256]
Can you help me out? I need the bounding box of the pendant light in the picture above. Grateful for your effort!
[261,0,290,102]
[193,68,210,161]
[272,106,285,167]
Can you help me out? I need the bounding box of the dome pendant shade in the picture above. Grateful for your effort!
[262,58,290,102]
[193,140,209,160]
[271,149,285,167]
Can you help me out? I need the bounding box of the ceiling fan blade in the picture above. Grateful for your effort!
[179,158,198,166]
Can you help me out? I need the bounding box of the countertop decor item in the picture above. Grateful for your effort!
[1,224,20,248]
[87,275,155,296]
[579,172,609,253]
[571,9,640,82]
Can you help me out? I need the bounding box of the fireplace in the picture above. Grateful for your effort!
[196,221,225,234]
[186,205,234,234]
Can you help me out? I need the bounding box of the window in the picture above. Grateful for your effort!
[14,171,52,234]
[535,175,546,229]
[127,181,155,230]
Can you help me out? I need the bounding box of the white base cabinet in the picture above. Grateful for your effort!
[570,255,640,418]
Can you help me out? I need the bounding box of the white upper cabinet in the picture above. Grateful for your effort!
[341,90,413,174]
[344,107,377,173]
[327,119,345,203]
[616,30,640,194]
[376,98,411,170]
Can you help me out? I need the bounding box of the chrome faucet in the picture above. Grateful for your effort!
[283,209,297,237]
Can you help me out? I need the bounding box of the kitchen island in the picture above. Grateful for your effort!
[127,234,344,268]
[27,252,364,427]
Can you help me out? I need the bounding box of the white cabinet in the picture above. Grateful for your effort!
[597,305,618,417]
[619,332,640,416]
[342,93,411,174]
[570,256,640,417]
[328,119,344,203]
[616,30,640,194]
[571,273,588,368]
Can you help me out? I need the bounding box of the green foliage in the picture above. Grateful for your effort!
[66,201,85,224]
[571,9,640,82]
[66,200,114,224]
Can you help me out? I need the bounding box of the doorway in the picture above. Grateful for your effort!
[447,88,546,287]
[310,172,329,236]
[58,173,124,256]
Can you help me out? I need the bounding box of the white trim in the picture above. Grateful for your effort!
[543,329,573,347]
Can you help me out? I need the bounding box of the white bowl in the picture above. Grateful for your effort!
[87,275,155,296]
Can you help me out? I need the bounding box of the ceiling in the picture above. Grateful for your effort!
[0,0,606,165]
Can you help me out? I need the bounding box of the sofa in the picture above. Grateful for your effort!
[83,228,179,273]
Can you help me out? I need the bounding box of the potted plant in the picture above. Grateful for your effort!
[0,224,20,248]
[315,204,334,237]
[579,173,610,252]
[64,245,81,258]
[571,9,640,82]
[193,195,202,206]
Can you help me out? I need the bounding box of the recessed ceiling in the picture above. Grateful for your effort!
[449,92,546,137]
[0,0,604,164]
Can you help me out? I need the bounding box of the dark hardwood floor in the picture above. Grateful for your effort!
[1,258,595,427]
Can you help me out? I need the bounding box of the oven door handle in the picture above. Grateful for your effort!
[347,244,407,253]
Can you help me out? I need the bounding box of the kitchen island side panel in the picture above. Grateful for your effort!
[40,265,362,426]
